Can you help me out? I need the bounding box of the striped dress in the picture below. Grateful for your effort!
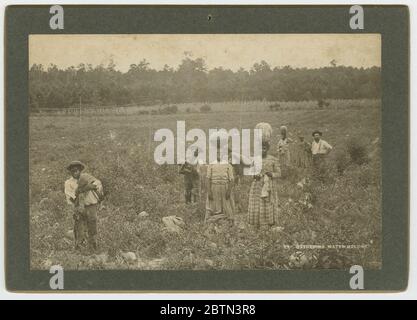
[248,154,281,227]
[205,162,235,221]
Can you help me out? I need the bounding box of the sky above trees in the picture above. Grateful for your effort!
[29,34,381,72]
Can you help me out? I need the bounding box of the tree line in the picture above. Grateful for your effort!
[29,57,380,111]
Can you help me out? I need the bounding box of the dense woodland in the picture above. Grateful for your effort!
[29,57,380,110]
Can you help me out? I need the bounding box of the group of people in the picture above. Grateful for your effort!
[64,123,332,251]
[179,124,333,229]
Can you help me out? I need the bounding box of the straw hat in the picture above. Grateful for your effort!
[66,160,86,171]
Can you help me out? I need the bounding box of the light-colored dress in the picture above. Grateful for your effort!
[205,162,235,221]
[248,155,281,227]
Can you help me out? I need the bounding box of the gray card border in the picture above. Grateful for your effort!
[5,5,409,292]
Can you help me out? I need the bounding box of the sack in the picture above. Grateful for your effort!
[92,188,105,203]
[79,173,104,203]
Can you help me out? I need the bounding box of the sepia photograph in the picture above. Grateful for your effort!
[28,33,382,271]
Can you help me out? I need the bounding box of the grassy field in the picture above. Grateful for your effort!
[30,99,382,270]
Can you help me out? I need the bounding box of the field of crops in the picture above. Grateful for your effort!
[30,99,382,270]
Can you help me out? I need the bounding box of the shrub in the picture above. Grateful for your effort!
[346,138,368,165]
[269,103,280,111]
[159,105,178,115]
[335,151,350,175]
[200,104,211,113]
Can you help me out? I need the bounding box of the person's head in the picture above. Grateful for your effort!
[312,130,323,142]
[262,141,270,157]
[297,131,304,142]
[280,126,287,138]
[67,161,85,179]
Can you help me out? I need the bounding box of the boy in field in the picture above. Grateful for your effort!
[179,148,200,204]
[65,161,103,251]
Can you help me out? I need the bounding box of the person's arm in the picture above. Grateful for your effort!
[64,180,76,205]
[179,163,191,174]
[324,141,333,155]
[265,159,281,179]
[76,180,98,195]
[94,179,103,194]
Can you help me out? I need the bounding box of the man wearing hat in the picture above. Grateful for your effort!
[311,131,332,180]
[65,161,103,251]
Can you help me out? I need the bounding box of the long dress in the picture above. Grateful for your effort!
[294,141,312,168]
[277,138,291,177]
[248,154,281,227]
[205,162,235,221]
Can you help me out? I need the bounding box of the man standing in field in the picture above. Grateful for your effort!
[65,161,103,252]
[311,131,333,180]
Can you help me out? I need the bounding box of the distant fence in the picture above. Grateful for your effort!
[31,104,145,116]
[30,99,381,116]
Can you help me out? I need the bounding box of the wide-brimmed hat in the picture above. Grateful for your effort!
[312,130,323,136]
[66,160,86,171]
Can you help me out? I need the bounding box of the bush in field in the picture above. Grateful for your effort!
[200,104,211,113]
[269,103,280,111]
[347,138,368,165]
[317,99,330,109]
[335,150,350,175]
[160,105,178,114]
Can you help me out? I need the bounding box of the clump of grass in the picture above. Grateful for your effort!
[347,138,368,165]
[335,151,350,175]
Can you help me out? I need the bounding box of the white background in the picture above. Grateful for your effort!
[0,0,414,300]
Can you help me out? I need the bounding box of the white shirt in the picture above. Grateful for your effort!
[64,177,78,205]
[311,139,332,155]
[64,176,103,206]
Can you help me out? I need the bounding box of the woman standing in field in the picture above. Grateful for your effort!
[277,125,291,178]
[205,142,235,225]
[248,141,281,228]
[294,132,312,169]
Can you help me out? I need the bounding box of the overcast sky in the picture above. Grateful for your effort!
[29,34,381,71]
